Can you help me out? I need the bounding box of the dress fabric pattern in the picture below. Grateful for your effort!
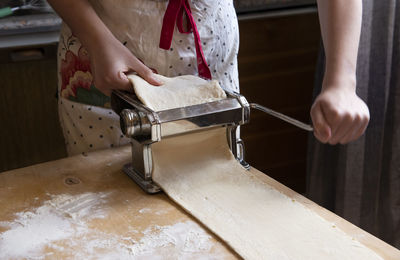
[57,0,239,155]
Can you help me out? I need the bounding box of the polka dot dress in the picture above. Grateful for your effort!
[57,0,240,156]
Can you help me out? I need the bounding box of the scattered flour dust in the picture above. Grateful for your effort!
[123,221,219,260]
[138,208,152,214]
[0,192,223,259]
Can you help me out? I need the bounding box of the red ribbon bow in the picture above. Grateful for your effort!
[159,0,212,80]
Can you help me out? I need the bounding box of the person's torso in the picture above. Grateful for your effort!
[57,0,239,107]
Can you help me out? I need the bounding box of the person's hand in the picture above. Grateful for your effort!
[310,83,370,145]
[88,36,163,96]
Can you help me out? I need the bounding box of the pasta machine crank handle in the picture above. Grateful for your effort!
[250,103,314,132]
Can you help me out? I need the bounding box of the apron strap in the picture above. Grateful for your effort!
[160,0,212,80]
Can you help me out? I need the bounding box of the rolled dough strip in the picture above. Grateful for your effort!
[151,129,382,260]
[129,74,382,259]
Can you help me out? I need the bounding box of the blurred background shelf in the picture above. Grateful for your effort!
[0,0,60,48]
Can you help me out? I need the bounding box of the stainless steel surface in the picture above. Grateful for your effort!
[250,103,313,132]
[112,90,250,140]
[120,109,141,137]
[125,139,159,194]
[227,126,250,170]
[123,163,161,194]
[157,98,243,123]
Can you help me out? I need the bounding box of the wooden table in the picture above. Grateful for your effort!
[0,146,399,259]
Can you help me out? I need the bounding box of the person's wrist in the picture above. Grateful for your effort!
[78,25,116,56]
[322,69,357,93]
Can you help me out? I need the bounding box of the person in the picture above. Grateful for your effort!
[47,0,369,156]
[308,0,400,248]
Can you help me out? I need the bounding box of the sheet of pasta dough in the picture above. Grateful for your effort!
[128,74,226,111]
[129,75,382,260]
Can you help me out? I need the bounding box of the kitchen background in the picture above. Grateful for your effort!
[0,0,320,194]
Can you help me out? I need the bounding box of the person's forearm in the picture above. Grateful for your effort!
[47,0,114,52]
[316,0,362,91]
[48,0,162,93]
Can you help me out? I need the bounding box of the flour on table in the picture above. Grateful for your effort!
[138,207,170,216]
[125,221,217,259]
[0,192,222,259]
[0,192,110,259]
[138,208,152,214]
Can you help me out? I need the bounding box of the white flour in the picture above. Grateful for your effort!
[125,221,216,259]
[0,192,110,259]
[0,192,222,259]
[138,208,152,214]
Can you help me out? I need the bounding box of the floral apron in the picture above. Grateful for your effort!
[57,0,240,156]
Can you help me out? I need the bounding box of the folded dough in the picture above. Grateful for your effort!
[128,74,226,111]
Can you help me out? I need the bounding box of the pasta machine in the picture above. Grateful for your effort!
[111,89,250,193]
[111,89,313,194]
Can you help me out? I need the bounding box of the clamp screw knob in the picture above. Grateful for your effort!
[120,109,141,137]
